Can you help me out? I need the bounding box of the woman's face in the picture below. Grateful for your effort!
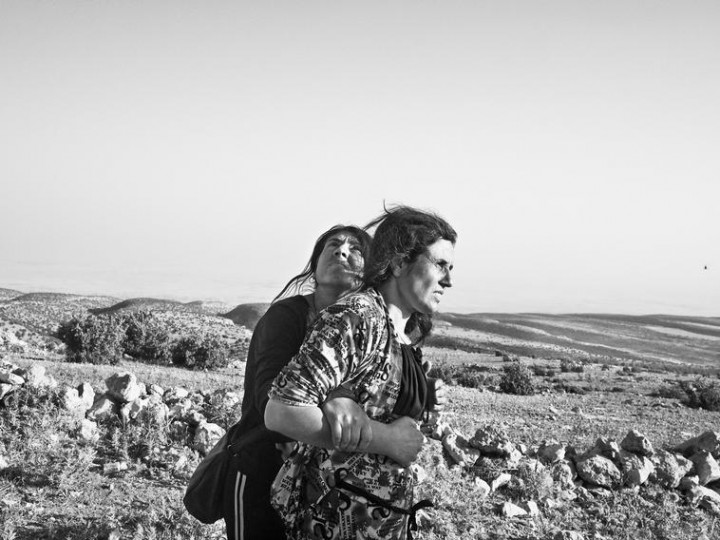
[396,238,454,315]
[314,232,365,290]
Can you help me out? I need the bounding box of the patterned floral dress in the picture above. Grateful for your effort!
[268,288,421,540]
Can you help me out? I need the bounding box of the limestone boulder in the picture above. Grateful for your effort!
[0,369,24,386]
[675,431,720,459]
[77,418,99,443]
[442,432,481,466]
[689,485,720,515]
[652,450,693,489]
[86,394,118,422]
[576,455,622,488]
[105,371,142,403]
[690,450,720,485]
[164,386,190,404]
[193,422,225,456]
[538,440,566,463]
[470,425,516,458]
[621,430,654,457]
[0,383,15,401]
[501,501,527,518]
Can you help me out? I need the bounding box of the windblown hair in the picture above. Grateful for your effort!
[363,205,457,344]
[273,225,372,302]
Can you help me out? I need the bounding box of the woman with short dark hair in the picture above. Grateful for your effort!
[266,205,457,540]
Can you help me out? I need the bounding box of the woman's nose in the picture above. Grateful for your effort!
[440,269,453,288]
[334,242,350,258]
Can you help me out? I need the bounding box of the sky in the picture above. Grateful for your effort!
[1,1,718,316]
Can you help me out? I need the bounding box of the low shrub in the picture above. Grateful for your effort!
[171,334,230,370]
[531,364,556,377]
[499,362,535,395]
[652,383,687,401]
[560,359,585,373]
[56,315,125,365]
[679,378,720,412]
[427,362,494,390]
[120,310,172,364]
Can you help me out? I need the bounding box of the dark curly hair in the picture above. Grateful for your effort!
[363,205,457,343]
[273,224,372,302]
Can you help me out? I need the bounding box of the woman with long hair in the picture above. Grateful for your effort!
[266,205,457,540]
[223,224,373,540]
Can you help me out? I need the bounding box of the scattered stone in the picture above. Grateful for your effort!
[620,451,654,487]
[538,440,566,463]
[430,421,453,441]
[185,410,207,427]
[491,472,513,492]
[0,370,24,386]
[59,386,86,414]
[0,455,9,471]
[591,437,621,462]
[148,383,164,398]
[193,422,225,456]
[652,450,693,489]
[138,394,169,425]
[442,432,481,466]
[86,394,118,422]
[168,420,189,443]
[470,425,516,457]
[690,486,720,515]
[103,461,128,475]
[16,364,46,388]
[621,430,654,457]
[474,478,491,498]
[551,461,576,488]
[501,501,527,517]
[679,475,700,491]
[77,383,95,410]
[522,500,541,516]
[690,451,720,485]
[105,371,142,403]
[576,455,622,488]
[410,464,427,484]
[0,383,14,401]
[168,399,193,421]
[77,419,99,442]
[675,431,720,459]
[210,389,241,409]
[554,532,584,540]
[164,386,190,404]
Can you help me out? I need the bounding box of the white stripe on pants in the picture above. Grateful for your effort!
[234,471,247,540]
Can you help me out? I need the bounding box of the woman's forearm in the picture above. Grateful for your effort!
[265,398,424,466]
[265,398,334,449]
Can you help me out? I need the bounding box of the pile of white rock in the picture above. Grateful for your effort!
[0,360,239,466]
[432,418,720,518]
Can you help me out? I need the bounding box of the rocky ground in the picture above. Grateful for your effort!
[1,289,720,539]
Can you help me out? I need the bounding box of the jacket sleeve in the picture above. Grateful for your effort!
[251,302,307,417]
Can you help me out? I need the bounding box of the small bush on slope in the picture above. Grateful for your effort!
[499,362,535,395]
[57,314,125,365]
[680,378,720,412]
[171,334,230,370]
[121,310,173,364]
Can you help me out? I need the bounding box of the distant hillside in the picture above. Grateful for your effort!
[92,298,233,316]
[222,303,270,330]
[0,292,121,334]
[0,288,23,301]
[431,312,720,367]
[91,297,185,315]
